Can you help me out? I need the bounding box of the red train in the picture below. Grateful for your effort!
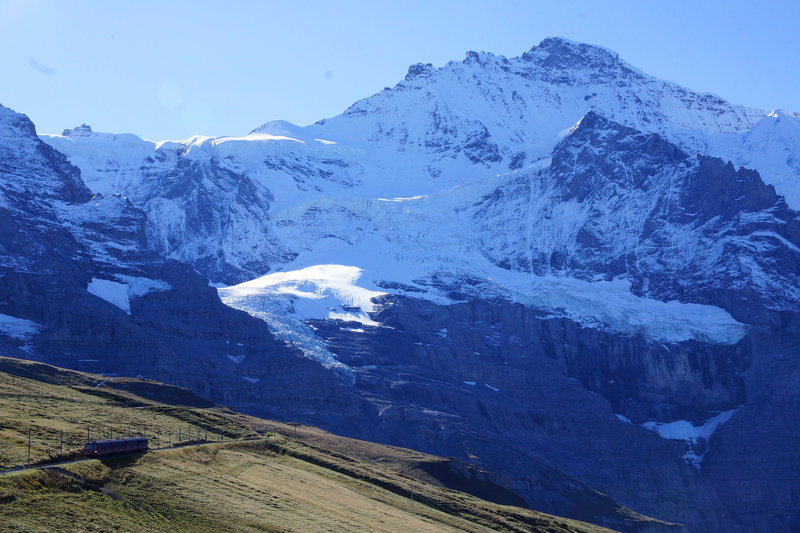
[84,437,148,457]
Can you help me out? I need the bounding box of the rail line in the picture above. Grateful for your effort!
[0,437,260,476]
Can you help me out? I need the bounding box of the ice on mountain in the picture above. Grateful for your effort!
[87,279,131,313]
[87,276,171,315]
[617,408,740,469]
[0,314,41,340]
[117,275,171,297]
[493,275,749,345]
[615,413,633,424]
[641,409,738,442]
[217,265,372,379]
[707,109,800,208]
[219,265,385,323]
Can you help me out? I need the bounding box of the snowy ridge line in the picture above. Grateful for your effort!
[40,37,798,210]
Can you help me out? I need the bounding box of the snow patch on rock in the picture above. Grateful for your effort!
[494,275,749,345]
[0,314,41,340]
[617,408,740,468]
[220,265,384,325]
[87,276,171,314]
[218,265,381,380]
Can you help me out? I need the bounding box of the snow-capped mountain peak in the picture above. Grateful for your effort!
[61,123,94,137]
[0,105,90,204]
[38,38,800,288]
[249,119,308,139]
[521,36,623,72]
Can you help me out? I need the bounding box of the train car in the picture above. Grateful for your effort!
[84,437,148,457]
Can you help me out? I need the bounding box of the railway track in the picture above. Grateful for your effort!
[0,437,257,476]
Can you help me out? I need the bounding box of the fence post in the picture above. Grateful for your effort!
[411,482,415,517]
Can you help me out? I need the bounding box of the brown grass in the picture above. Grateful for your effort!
[0,357,618,532]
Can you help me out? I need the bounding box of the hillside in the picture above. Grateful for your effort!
[0,357,639,533]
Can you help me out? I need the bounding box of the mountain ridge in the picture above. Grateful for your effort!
[39,38,799,288]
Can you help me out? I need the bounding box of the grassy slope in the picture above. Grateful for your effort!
[0,357,629,532]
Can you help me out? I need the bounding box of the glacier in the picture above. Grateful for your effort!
[0,313,41,340]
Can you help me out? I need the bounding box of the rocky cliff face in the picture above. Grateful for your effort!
[273,294,735,531]
[141,152,296,284]
[0,105,366,430]
[473,111,800,318]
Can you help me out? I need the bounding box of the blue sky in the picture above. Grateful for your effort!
[1,0,798,140]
